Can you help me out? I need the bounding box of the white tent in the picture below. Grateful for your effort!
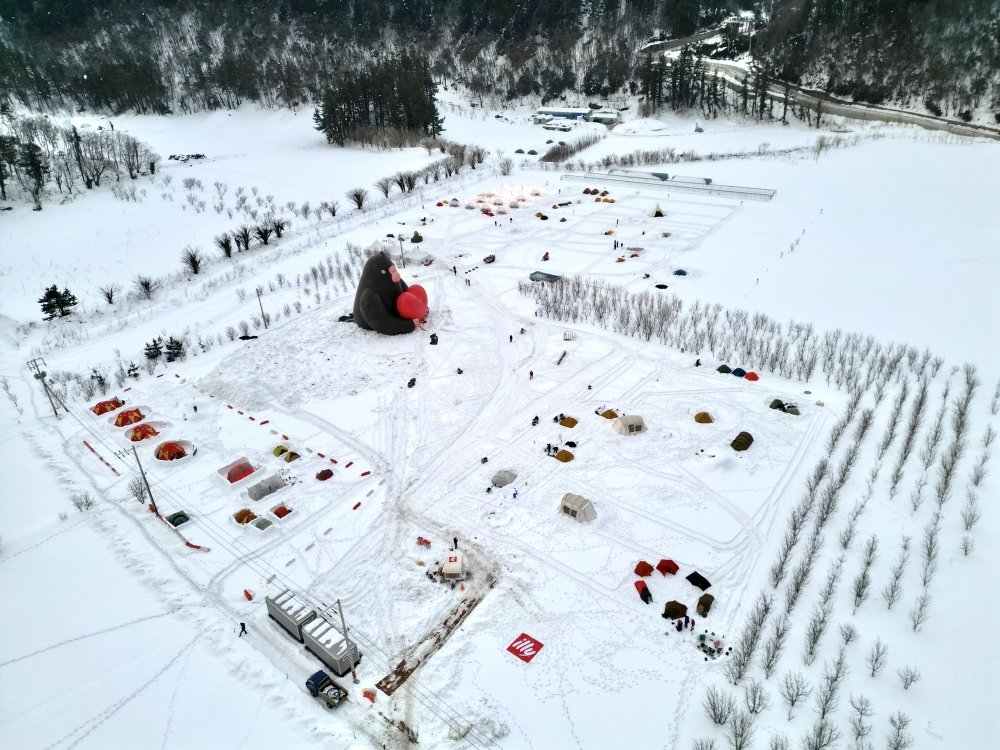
[611,415,648,436]
[492,469,517,487]
[560,493,596,522]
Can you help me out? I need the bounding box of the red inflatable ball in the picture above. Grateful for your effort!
[408,283,428,306]
[396,291,427,321]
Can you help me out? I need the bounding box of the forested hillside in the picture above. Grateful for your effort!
[0,0,997,121]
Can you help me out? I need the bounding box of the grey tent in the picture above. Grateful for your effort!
[785,405,801,415]
[697,593,715,616]
[560,493,596,522]
[731,431,754,452]
[663,600,688,619]
[611,414,648,435]
[248,474,286,501]
[686,571,711,590]
[492,469,517,488]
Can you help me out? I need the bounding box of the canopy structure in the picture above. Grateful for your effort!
[559,493,596,521]
[114,408,144,427]
[129,423,159,442]
[657,559,679,576]
[694,411,714,424]
[155,441,188,461]
[731,431,754,452]
[663,601,688,619]
[686,571,712,591]
[492,469,517,487]
[92,398,122,415]
[611,415,647,435]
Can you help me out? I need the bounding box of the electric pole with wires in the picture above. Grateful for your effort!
[26,357,63,418]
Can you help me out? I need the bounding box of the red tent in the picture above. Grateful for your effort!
[227,462,255,483]
[745,372,760,382]
[633,580,652,604]
[273,505,292,519]
[315,469,333,481]
[129,423,159,442]
[634,560,654,577]
[156,441,187,461]
[114,408,144,427]
[92,398,122,415]
[657,559,680,576]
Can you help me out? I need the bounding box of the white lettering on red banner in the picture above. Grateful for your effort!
[507,633,544,663]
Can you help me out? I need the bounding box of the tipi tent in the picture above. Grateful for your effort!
[129,423,159,442]
[155,441,188,461]
[731,431,754,452]
[694,411,714,424]
[652,204,664,218]
[92,398,122,415]
[686,571,712,590]
[663,601,688,619]
[611,415,647,435]
[114,408,144,427]
[560,493,596,522]
[492,469,517,488]
[697,593,716,616]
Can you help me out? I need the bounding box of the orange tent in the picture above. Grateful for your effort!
[156,442,187,461]
[227,462,255,483]
[92,398,122,415]
[129,423,159,442]
[114,408,144,427]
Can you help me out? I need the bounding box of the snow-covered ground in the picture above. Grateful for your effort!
[1,100,997,750]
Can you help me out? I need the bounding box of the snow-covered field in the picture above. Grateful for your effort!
[1,98,998,750]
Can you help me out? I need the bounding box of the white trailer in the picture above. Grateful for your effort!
[265,589,317,642]
[301,617,362,677]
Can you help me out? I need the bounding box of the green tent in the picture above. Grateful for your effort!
[731,431,754,452]
[717,364,732,374]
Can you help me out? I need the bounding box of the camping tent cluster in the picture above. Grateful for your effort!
[769,399,801,415]
[633,558,718,617]
[717,364,759,381]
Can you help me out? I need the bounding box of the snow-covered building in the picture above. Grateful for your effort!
[588,108,622,126]
[532,107,592,123]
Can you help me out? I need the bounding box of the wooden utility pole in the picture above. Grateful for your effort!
[26,357,61,418]
[256,287,268,329]
[133,446,159,516]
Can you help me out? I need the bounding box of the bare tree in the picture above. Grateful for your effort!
[909,592,931,631]
[98,284,120,304]
[127,475,148,504]
[768,734,789,750]
[693,740,717,750]
[960,536,975,556]
[743,680,771,715]
[778,672,810,719]
[134,275,157,300]
[849,694,873,743]
[375,176,393,198]
[346,187,369,210]
[896,666,921,690]
[233,225,253,252]
[270,218,289,238]
[181,246,203,275]
[726,709,755,750]
[254,224,274,245]
[961,492,981,530]
[71,491,96,512]
[498,157,514,175]
[800,719,839,750]
[866,639,888,677]
[886,712,914,750]
[703,686,737,726]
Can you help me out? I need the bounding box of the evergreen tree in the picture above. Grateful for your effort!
[164,336,186,362]
[37,285,78,319]
[144,337,163,361]
[17,141,48,210]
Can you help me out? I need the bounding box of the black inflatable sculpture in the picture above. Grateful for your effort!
[353,252,427,335]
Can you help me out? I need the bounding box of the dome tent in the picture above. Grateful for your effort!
[731,367,747,377]
[559,493,596,522]
[92,398,122,415]
[155,441,189,461]
[716,364,732,374]
[129,423,159,442]
[492,469,517,488]
[114,408,145,427]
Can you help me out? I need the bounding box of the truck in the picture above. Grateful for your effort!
[265,589,317,642]
[305,670,348,709]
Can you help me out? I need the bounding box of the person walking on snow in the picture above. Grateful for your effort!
[239,622,247,637]
[529,370,534,380]
[453,536,458,550]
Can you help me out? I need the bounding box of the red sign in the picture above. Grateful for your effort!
[507,633,544,663]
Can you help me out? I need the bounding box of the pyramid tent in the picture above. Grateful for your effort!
[155,441,188,461]
[559,416,579,428]
[559,493,596,522]
[717,364,732,374]
[652,204,664,218]
[697,593,716,616]
[694,411,714,424]
[731,431,754,452]
[657,559,679,576]
[92,398,122,415]
[114,408,144,427]
[492,469,517,488]
[686,571,711,590]
[600,409,619,419]
[129,423,159,442]
[634,560,654,577]
[663,600,688,619]
[611,415,647,435]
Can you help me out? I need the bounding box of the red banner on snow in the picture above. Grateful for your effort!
[507,633,544,663]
